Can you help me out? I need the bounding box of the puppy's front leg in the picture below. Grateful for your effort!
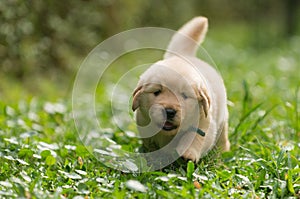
[176,133,205,162]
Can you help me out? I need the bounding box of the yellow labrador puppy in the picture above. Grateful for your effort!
[132,17,230,162]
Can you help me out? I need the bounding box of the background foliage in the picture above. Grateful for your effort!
[0,0,299,99]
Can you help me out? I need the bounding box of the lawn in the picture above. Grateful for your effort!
[0,25,299,198]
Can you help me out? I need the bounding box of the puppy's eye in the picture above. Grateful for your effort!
[181,93,188,100]
[153,90,161,96]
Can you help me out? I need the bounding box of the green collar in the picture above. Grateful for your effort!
[188,126,206,137]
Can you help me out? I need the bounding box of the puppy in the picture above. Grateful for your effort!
[132,17,230,163]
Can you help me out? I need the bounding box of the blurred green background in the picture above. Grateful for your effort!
[1,0,299,102]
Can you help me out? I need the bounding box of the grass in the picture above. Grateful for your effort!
[0,29,300,198]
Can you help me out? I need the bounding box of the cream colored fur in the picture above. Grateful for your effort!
[132,16,230,162]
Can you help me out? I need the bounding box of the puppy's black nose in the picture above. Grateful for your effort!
[165,108,176,119]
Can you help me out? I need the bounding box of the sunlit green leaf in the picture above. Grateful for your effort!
[187,161,194,182]
[45,155,56,166]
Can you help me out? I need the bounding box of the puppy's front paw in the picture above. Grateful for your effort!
[181,149,200,163]
[182,149,197,162]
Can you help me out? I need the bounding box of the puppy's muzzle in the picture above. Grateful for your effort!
[165,108,176,120]
[161,108,178,131]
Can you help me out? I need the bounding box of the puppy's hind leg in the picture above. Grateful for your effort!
[216,122,230,152]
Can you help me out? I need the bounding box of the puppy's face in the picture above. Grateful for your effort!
[132,64,210,138]
[133,83,181,136]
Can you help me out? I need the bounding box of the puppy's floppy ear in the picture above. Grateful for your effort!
[132,86,143,111]
[199,88,211,117]
[193,85,211,117]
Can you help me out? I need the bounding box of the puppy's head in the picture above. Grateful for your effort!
[132,62,210,137]
[132,83,181,135]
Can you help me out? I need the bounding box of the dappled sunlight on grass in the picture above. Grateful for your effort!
[1,24,299,198]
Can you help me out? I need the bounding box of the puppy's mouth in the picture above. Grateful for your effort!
[161,121,178,131]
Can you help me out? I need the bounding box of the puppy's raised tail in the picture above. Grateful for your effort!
[164,16,208,59]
